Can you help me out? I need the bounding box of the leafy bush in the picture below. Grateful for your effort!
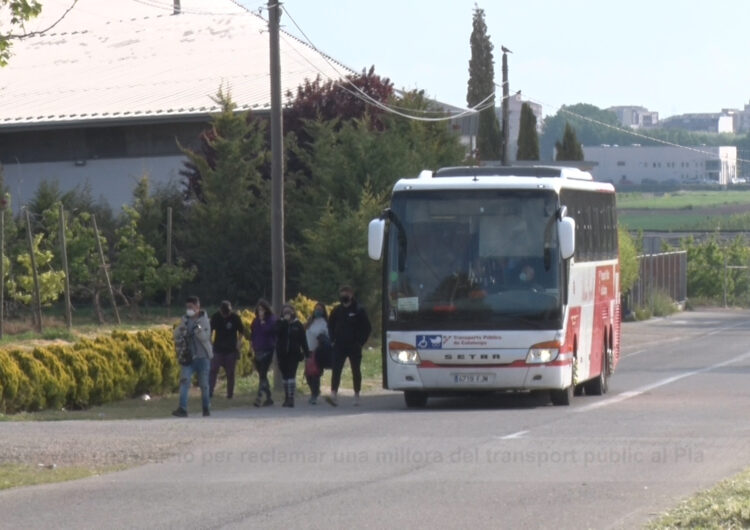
[649,290,678,317]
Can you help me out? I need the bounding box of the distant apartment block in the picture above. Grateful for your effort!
[607,106,659,129]
[583,145,738,186]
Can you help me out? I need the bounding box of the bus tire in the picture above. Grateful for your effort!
[585,337,610,396]
[404,391,428,408]
[550,385,573,406]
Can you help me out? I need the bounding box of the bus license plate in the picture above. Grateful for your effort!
[454,373,494,384]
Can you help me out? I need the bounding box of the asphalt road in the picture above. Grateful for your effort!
[2,309,750,530]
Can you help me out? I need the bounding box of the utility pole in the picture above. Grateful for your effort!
[501,46,511,166]
[269,0,286,390]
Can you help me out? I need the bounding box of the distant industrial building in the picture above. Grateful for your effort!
[583,145,738,187]
[607,106,659,129]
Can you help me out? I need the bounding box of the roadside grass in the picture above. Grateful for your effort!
[647,466,750,529]
[617,190,750,210]
[0,463,128,491]
[0,347,384,421]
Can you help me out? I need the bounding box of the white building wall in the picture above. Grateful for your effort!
[583,145,737,186]
[2,155,186,212]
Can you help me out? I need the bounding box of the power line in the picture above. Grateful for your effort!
[5,0,79,39]
[279,31,501,123]
[279,5,502,122]
[525,94,750,165]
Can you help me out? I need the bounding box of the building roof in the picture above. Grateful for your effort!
[0,0,353,129]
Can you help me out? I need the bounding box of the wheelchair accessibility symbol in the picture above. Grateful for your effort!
[416,335,442,349]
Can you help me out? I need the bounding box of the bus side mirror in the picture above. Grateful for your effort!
[368,218,386,260]
[558,216,575,260]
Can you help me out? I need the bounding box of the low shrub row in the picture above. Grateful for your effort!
[0,295,327,414]
[0,328,179,414]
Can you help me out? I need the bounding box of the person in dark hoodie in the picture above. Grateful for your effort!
[326,285,371,407]
[250,299,276,407]
[275,304,310,407]
[209,300,248,400]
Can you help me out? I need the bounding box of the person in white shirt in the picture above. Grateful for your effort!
[304,302,330,405]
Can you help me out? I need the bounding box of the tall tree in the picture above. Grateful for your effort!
[516,102,540,161]
[555,122,584,161]
[0,0,42,66]
[467,4,502,160]
[180,90,270,303]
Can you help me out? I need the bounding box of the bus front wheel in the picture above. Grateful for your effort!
[550,385,573,406]
[404,391,428,408]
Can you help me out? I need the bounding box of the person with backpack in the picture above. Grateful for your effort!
[274,304,310,408]
[326,285,371,407]
[304,302,331,405]
[250,299,276,407]
[172,296,213,418]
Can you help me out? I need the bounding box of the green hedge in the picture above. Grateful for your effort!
[0,295,324,413]
[0,328,180,414]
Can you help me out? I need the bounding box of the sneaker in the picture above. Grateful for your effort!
[262,397,274,407]
[353,393,360,407]
[325,394,338,407]
[308,396,318,405]
[253,395,263,407]
[171,407,188,418]
[202,407,211,417]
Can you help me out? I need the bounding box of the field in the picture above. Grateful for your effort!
[617,190,750,231]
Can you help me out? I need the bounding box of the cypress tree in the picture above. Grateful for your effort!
[555,122,584,161]
[467,5,502,160]
[516,102,540,161]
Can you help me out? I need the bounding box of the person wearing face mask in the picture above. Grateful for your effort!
[326,285,371,407]
[274,304,310,407]
[304,302,330,405]
[172,296,213,418]
[209,300,248,400]
[250,299,276,407]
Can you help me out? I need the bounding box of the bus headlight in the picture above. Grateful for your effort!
[389,342,421,365]
[526,341,561,364]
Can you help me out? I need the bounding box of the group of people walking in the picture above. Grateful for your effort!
[171,286,371,417]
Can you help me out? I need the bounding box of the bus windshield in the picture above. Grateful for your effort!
[386,189,563,330]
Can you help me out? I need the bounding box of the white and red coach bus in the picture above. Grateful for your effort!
[368,166,620,407]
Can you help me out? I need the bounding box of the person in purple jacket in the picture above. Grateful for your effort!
[250,299,277,407]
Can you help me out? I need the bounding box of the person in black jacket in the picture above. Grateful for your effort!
[209,301,248,400]
[275,304,310,407]
[326,285,371,407]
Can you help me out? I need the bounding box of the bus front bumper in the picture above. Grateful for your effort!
[387,361,573,392]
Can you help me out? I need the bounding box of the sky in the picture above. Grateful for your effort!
[240,0,750,119]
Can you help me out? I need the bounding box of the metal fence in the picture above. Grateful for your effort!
[628,251,687,309]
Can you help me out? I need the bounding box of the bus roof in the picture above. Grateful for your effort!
[392,166,615,194]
